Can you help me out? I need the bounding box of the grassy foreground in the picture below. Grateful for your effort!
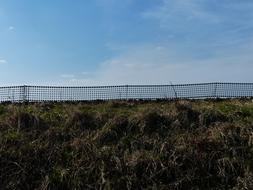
[0,99,253,190]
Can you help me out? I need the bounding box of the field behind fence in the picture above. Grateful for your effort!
[0,82,253,103]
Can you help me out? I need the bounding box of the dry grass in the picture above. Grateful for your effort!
[0,99,253,189]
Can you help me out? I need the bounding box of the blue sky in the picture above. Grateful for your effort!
[0,0,253,86]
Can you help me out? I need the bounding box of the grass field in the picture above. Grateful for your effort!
[1,99,253,189]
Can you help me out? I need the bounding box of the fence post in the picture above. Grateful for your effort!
[213,83,218,99]
[125,85,129,100]
[22,85,28,102]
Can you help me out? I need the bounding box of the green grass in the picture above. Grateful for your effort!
[0,99,253,189]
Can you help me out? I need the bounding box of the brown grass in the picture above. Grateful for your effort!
[0,99,253,189]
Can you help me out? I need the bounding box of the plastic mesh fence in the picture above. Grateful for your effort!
[0,83,252,102]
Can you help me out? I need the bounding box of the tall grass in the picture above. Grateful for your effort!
[0,99,253,189]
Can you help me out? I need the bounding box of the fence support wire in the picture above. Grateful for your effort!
[0,82,253,103]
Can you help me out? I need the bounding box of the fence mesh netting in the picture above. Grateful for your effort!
[0,83,252,102]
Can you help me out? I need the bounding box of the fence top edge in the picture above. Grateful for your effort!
[0,82,253,89]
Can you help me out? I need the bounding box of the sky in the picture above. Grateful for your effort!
[0,0,253,86]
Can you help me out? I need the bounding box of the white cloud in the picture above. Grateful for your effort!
[82,72,90,75]
[142,0,253,47]
[62,41,253,86]
[142,0,221,27]
[0,59,7,64]
[60,74,75,78]
[54,1,253,86]
[58,1,253,86]
[95,0,133,10]
[8,26,15,31]
[98,0,133,5]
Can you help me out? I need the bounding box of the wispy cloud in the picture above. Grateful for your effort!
[82,72,90,76]
[143,0,221,25]
[62,41,253,86]
[2,1,251,86]
[60,74,75,78]
[8,26,15,31]
[142,0,253,48]
[55,1,253,86]
[0,59,8,64]
[95,0,133,9]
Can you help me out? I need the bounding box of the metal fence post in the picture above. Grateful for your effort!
[22,85,27,102]
[213,83,218,99]
[125,85,129,100]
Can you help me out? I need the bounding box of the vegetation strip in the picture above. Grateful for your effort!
[0,99,253,189]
